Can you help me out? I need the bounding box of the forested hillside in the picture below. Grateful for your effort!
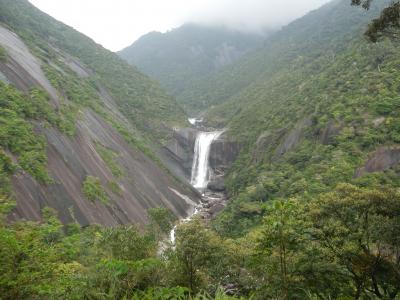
[177,0,400,233]
[180,0,385,114]
[0,0,187,140]
[118,24,266,113]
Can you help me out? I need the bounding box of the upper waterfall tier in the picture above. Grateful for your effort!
[190,131,223,190]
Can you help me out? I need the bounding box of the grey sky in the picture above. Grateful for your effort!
[29,0,331,52]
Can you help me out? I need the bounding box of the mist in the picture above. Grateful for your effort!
[186,0,332,33]
[29,0,332,51]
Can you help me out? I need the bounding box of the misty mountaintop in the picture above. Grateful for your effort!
[118,23,269,112]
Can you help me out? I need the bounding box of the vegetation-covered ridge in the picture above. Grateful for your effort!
[0,0,188,142]
[179,0,384,115]
[118,23,266,114]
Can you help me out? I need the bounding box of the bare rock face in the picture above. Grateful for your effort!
[253,117,342,164]
[273,118,312,160]
[252,129,286,163]
[0,25,200,226]
[162,128,198,179]
[9,111,200,227]
[355,146,400,178]
[319,120,342,145]
[0,26,59,105]
[209,132,241,173]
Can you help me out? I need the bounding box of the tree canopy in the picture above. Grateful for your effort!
[352,0,400,41]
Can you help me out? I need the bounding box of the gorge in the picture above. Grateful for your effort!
[2,0,400,299]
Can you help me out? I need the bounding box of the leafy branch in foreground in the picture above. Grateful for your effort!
[352,0,400,42]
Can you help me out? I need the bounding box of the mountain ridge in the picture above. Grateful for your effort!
[118,23,268,113]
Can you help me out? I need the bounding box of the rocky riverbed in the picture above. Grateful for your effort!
[196,190,228,220]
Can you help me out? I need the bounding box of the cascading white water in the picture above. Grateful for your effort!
[168,129,224,245]
[190,131,223,190]
[169,131,222,244]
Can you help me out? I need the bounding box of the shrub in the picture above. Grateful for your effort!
[82,176,109,204]
[0,46,7,61]
[95,144,123,178]
[108,180,122,195]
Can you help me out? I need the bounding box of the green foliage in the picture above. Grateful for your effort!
[254,200,306,299]
[1,186,399,299]
[18,150,51,183]
[308,183,400,299]
[57,103,79,136]
[108,180,122,195]
[0,150,15,195]
[95,143,123,178]
[249,185,400,299]
[168,218,248,295]
[42,63,100,110]
[0,203,248,299]
[0,45,7,61]
[147,207,176,236]
[82,175,109,205]
[352,0,400,42]
[0,82,53,185]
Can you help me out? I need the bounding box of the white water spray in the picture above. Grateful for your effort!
[190,131,223,190]
[169,130,223,245]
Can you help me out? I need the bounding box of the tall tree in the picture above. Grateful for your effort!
[352,0,400,41]
[255,200,306,299]
[309,184,400,299]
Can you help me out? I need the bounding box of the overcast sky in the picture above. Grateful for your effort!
[29,0,331,52]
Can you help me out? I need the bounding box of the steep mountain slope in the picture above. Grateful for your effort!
[182,0,400,235]
[179,0,371,115]
[118,24,266,113]
[1,0,188,141]
[0,0,199,226]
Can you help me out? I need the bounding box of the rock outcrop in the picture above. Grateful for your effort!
[161,128,198,180]
[355,146,400,177]
[209,132,241,173]
[319,120,342,145]
[273,118,313,160]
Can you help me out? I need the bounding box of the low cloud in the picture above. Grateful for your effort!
[29,0,332,51]
[185,0,331,33]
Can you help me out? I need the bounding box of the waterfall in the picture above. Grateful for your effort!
[168,130,224,245]
[190,131,223,190]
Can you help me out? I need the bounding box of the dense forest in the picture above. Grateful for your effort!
[1,0,400,299]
